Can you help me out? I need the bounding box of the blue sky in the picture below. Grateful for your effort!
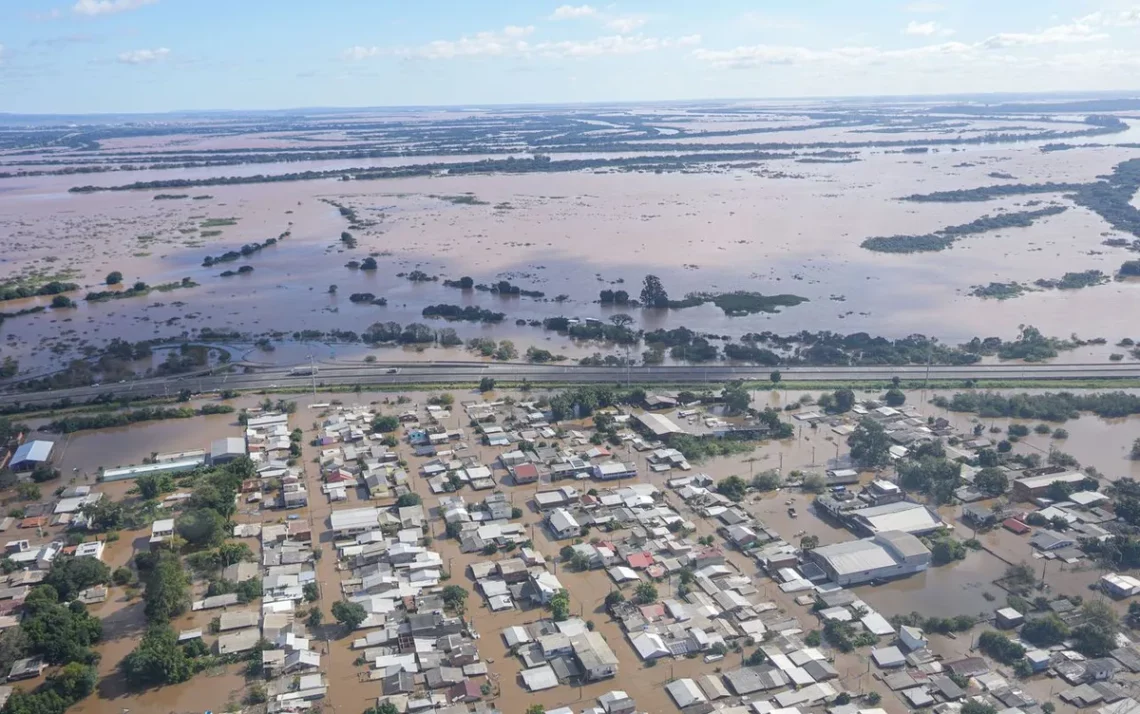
[2,0,1140,113]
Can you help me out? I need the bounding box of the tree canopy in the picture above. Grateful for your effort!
[121,625,193,688]
[848,418,891,468]
[331,600,367,630]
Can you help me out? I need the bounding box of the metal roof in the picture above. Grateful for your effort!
[10,441,52,466]
[811,539,899,575]
[851,501,941,534]
[635,412,687,437]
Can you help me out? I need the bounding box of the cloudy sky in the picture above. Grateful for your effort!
[3,0,1140,113]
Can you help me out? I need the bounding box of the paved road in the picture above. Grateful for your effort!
[2,360,1138,408]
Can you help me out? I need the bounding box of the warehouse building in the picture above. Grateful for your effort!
[806,530,932,586]
[1012,471,1087,501]
[8,441,53,472]
[849,500,943,537]
[633,412,687,439]
[210,437,247,465]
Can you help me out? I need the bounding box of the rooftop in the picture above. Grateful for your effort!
[11,441,52,466]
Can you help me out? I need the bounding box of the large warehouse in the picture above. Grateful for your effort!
[8,440,53,472]
[806,530,932,586]
[849,500,943,537]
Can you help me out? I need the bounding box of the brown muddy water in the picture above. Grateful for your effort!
[8,386,1133,712]
[3,118,1140,376]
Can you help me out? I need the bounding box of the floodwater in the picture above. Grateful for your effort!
[13,385,1136,712]
[4,112,1140,377]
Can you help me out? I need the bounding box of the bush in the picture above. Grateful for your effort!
[106,271,123,285]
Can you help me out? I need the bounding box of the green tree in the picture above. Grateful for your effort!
[442,585,468,613]
[716,475,748,502]
[961,702,997,714]
[45,556,111,601]
[800,535,820,550]
[46,661,97,702]
[930,538,966,565]
[550,589,571,621]
[770,370,782,386]
[143,552,190,623]
[395,493,422,508]
[848,418,891,468]
[136,473,174,500]
[331,600,367,630]
[977,631,1025,664]
[833,388,856,413]
[884,388,906,407]
[1072,600,1120,657]
[306,608,323,628]
[1021,614,1070,646]
[634,581,658,604]
[479,377,496,392]
[974,467,1009,496]
[121,625,192,688]
[303,582,319,602]
[217,542,252,567]
[722,381,751,414]
[639,274,669,307]
[21,591,102,665]
[604,590,625,608]
[372,415,399,432]
[106,271,123,285]
[176,508,227,548]
[526,706,546,714]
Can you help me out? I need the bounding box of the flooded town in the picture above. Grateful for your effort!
[6,1,1140,713]
[2,379,1140,714]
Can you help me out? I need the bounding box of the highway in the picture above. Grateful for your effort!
[2,360,1139,408]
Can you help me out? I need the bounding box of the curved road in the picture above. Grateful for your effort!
[2,360,1139,408]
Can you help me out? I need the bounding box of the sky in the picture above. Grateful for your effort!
[2,0,1140,114]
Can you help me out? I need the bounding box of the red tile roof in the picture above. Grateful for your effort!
[626,552,654,569]
[1003,518,1031,534]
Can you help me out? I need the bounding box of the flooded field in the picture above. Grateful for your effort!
[3,102,1140,378]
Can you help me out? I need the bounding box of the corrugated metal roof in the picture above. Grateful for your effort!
[11,441,52,465]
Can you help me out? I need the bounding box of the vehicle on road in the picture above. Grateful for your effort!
[386,368,400,374]
[787,507,797,518]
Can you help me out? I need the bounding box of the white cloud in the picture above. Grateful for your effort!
[1078,7,1140,27]
[738,12,803,30]
[693,41,973,69]
[117,47,169,64]
[363,25,694,61]
[603,16,647,33]
[534,33,696,57]
[342,46,382,61]
[903,1,944,11]
[981,21,1107,48]
[550,4,597,20]
[372,26,536,60]
[904,20,954,36]
[74,0,157,16]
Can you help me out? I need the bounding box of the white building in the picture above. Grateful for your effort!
[806,530,931,586]
[330,507,381,537]
[546,508,580,539]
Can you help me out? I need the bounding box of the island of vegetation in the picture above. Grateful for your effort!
[861,206,1067,253]
[201,235,283,267]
